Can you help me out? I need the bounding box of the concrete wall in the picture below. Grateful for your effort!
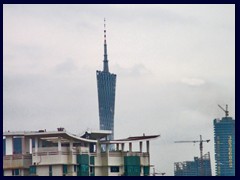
[4,170,12,176]
[32,146,77,165]
[37,166,49,176]
[3,168,28,176]
[108,156,124,166]
[140,156,149,166]
[94,167,102,176]
[3,155,32,170]
[95,166,108,176]
[52,165,63,176]
[67,165,77,176]
[5,137,13,155]
[36,165,63,176]
[22,169,30,176]
[94,151,148,176]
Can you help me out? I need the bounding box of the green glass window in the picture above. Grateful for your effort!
[90,167,95,176]
[90,156,95,165]
[12,169,20,176]
[49,165,53,176]
[29,166,36,175]
[77,154,89,164]
[77,164,89,176]
[143,166,150,176]
[63,165,68,176]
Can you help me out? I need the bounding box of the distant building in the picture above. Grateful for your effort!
[214,117,235,176]
[3,129,159,176]
[96,20,117,141]
[174,152,212,176]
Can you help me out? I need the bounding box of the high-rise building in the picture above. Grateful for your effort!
[96,20,117,141]
[174,152,212,176]
[214,116,235,176]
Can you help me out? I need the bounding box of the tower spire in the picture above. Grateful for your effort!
[103,18,109,72]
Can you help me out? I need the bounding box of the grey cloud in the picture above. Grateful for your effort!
[181,77,205,86]
[3,4,234,176]
[113,63,151,77]
[3,70,99,132]
[55,58,78,74]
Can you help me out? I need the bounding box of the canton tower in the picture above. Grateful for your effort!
[96,19,117,141]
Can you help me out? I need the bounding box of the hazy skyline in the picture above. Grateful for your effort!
[3,4,235,175]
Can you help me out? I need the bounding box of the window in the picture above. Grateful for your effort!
[63,165,68,176]
[110,166,119,172]
[90,167,95,176]
[12,169,20,176]
[90,166,94,173]
[143,166,150,176]
[90,156,95,165]
[49,165,52,176]
[13,138,22,154]
[29,166,36,175]
[74,165,77,172]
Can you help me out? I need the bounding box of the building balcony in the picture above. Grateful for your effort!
[31,146,89,165]
[106,151,149,157]
[3,154,32,169]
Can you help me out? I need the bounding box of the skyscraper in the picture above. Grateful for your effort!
[96,19,117,141]
[214,109,235,176]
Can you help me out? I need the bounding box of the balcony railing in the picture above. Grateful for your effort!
[105,151,149,157]
[3,154,32,169]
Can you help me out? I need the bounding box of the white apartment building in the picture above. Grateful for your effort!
[3,128,159,176]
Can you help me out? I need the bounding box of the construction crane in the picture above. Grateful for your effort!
[174,135,210,176]
[218,104,229,117]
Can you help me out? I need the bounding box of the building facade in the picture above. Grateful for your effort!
[214,117,235,176]
[96,20,116,141]
[174,152,212,176]
[3,129,159,176]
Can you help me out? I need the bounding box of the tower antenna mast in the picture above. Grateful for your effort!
[103,18,109,72]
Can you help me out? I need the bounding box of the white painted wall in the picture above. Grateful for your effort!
[140,156,149,166]
[5,137,13,155]
[23,169,30,176]
[36,165,64,176]
[108,156,124,166]
[4,170,12,176]
[66,165,77,176]
[22,137,30,154]
[32,147,77,165]
[3,169,25,176]
[37,166,49,176]
[52,165,63,176]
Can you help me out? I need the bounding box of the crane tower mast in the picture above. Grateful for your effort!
[174,135,210,176]
[218,104,229,117]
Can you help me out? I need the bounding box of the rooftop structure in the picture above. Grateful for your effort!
[3,128,159,176]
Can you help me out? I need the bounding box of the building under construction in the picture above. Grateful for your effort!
[174,152,212,176]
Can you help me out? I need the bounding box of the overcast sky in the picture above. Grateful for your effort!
[3,4,235,176]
